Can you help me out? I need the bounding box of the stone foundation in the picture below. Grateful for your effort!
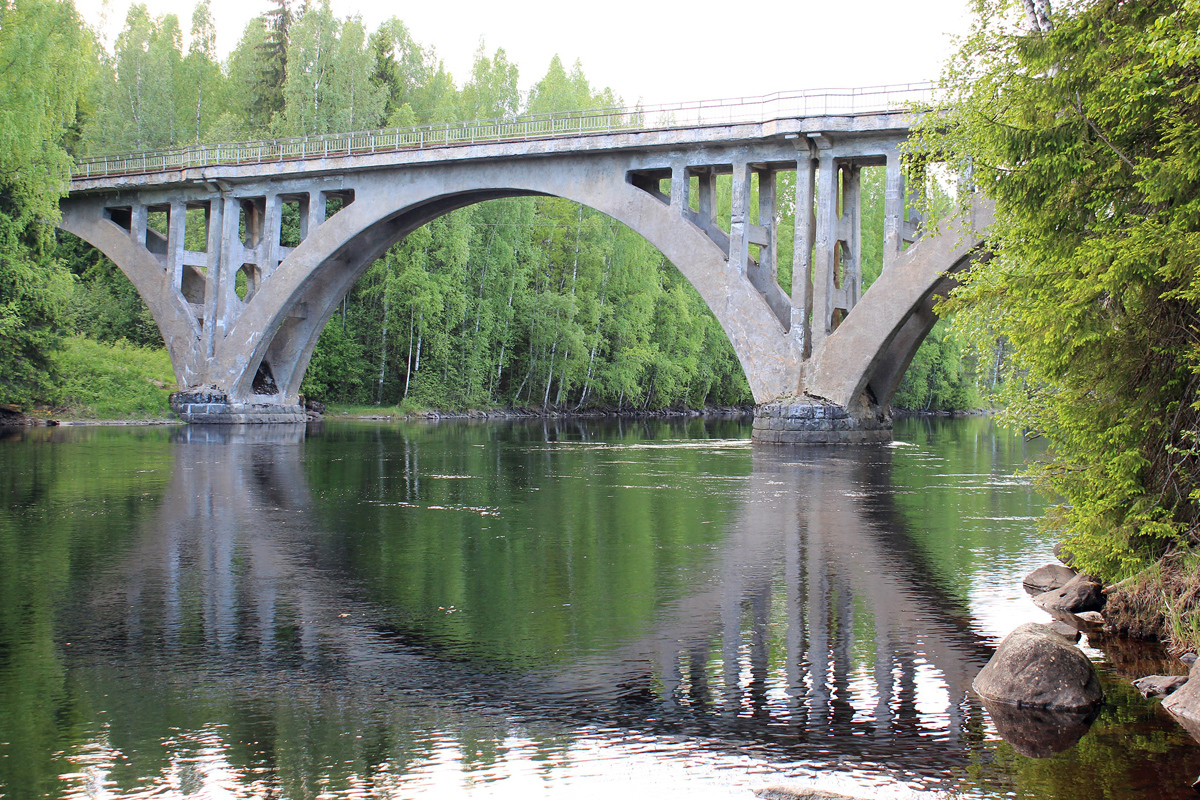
[751,400,892,444]
[170,390,308,424]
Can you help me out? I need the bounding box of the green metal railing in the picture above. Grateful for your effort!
[71,82,933,180]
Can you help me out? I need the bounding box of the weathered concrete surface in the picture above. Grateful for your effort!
[804,199,992,412]
[62,109,988,432]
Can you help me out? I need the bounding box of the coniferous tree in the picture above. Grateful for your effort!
[254,0,291,127]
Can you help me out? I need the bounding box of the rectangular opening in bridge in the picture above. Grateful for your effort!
[322,190,354,221]
[236,263,260,303]
[279,195,307,247]
[903,163,953,252]
[774,168,797,294]
[181,264,206,305]
[860,165,886,290]
[239,197,266,249]
[687,175,700,213]
[714,172,732,233]
[146,205,170,259]
[626,169,671,205]
[184,203,209,252]
[749,171,761,226]
[105,206,132,233]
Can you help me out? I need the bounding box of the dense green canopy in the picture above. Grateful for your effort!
[911,0,1200,578]
[0,0,90,405]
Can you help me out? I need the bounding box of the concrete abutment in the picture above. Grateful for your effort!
[169,390,307,424]
[751,400,892,444]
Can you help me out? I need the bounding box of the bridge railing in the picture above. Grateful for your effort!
[71,83,934,180]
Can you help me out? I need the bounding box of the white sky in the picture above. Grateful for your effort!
[73,0,973,104]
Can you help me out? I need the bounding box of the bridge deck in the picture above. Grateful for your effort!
[69,83,929,192]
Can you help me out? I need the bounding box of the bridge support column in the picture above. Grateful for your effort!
[750,399,891,444]
[169,390,307,424]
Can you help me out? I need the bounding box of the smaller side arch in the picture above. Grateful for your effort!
[57,198,204,387]
[804,199,992,410]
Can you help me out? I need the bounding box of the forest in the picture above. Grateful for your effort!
[0,0,979,417]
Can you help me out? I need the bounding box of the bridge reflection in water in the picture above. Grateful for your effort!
[61,421,1034,797]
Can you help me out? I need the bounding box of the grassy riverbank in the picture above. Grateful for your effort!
[1105,554,1200,654]
[20,337,177,422]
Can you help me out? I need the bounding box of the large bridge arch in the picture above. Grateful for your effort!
[804,199,993,411]
[57,206,206,387]
[213,155,797,404]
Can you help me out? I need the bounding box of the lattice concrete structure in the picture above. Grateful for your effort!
[60,87,989,440]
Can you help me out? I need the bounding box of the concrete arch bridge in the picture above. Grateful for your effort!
[61,84,990,442]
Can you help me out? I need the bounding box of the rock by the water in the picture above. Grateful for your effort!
[1162,659,1200,741]
[1054,541,1076,567]
[1182,652,1198,665]
[1048,621,1081,642]
[973,623,1103,709]
[1075,610,1104,623]
[1133,675,1189,698]
[1023,564,1077,593]
[755,788,866,800]
[980,697,1098,758]
[1033,573,1105,614]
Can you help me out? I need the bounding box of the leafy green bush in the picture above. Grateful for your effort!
[49,337,175,419]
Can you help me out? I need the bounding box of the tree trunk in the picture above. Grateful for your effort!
[404,307,415,399]
[555,347,569,406]
[376,292,389,405]
[414,313,423,373]
[542,338,557,409]
[1021,0,1053,31]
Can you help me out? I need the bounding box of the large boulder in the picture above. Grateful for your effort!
[973,623,1103,709]
[1023,564,1077,593]
[1162,659,1200,741]
[1032,573,1105,614]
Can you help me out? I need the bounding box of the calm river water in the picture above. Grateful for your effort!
[1,417,1198,799]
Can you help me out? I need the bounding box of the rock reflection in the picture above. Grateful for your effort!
[978,699,1097,758]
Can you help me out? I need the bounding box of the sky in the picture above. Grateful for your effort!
[73,0,974,105]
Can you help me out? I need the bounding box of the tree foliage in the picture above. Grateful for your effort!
[0,0,90,405]
[910,0,1200,578]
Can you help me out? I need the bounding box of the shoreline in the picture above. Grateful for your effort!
[1,405,758,427]
[3,404,1000,427]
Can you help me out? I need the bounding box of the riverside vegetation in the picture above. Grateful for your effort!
[910,0,1200,652]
